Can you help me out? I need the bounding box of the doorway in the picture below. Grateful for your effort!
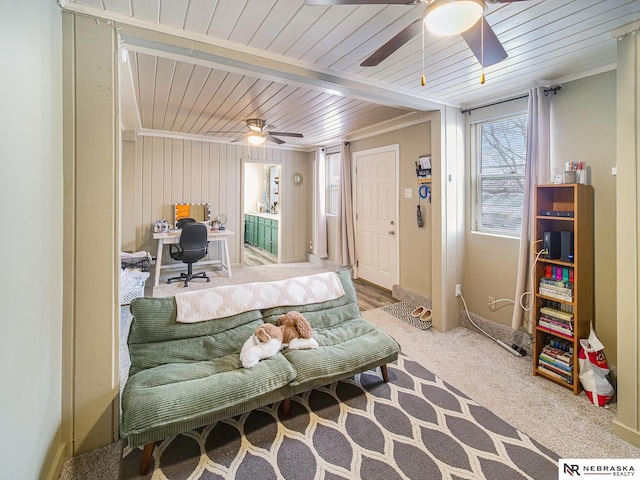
[242,161,281,267]
[353,145,400,290]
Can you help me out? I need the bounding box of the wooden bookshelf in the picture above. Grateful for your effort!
[532,184,594,395]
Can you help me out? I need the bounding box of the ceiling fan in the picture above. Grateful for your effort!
[207,118,303,145]
[304,0,522,69]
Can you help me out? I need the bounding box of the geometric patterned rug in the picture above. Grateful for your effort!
[382,301,433,330]
[120,354,558,479]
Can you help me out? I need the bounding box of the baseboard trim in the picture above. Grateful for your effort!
[612,420,640,449]
[45,442,68,480]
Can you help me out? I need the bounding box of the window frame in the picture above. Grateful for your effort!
[470,111,528,238]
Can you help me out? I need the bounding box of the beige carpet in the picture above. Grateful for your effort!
[361,308,640,460]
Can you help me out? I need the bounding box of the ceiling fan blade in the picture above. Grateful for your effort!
[206,130,245,135]
[361,18,422,67]
[461,17,508,68]
[266,135,286,145]
[267,132,303,138]
[305,0,417,5]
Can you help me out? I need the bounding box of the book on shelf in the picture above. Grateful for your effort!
[540,316,573,330]
[541,345,574,364]
[538,320,574,338]
[538,363,573,384]
[548,337,574,354]
[539,286,573,302]
[539,358,573,376]
[539,353,574,371]
[543,300,574,314]
[540,277,573,289]
[540,306,573,322]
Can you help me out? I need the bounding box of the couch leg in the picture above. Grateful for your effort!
[281,398,291,416]
[139,442,156,475]
[380,364,389,383]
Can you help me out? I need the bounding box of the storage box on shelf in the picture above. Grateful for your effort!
[533,184,594,395]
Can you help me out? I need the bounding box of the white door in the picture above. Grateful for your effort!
[354,145,399,290]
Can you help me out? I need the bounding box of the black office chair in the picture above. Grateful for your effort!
[167,222,210,287]
[176,217,196,229]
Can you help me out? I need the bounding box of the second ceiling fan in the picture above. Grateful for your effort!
[305,0,522,68]
[208,118,303,145]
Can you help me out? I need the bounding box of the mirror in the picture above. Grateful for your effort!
[269,165,280,213]
[174,203,211,226]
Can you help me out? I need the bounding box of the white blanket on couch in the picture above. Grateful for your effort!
[174,271,345,323]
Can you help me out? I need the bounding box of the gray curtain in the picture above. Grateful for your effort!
[313,148,328,258]
[511,87,551,332]
[335,142,355,267]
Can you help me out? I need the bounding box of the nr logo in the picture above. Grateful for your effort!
[564,464,581,476]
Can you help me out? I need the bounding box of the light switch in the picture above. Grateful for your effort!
[404,188,412,198]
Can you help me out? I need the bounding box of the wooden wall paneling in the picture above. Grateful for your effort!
[162,138,173,223]
[209,143,221,216]
[141,136,153,254]
[134,137,143,252]
[151,137,165,234]
[171,139,184,207]
[201,142,211,205]
[191,141,202,203]
[182,140,191,200]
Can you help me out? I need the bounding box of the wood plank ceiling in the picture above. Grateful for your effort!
[61,0,640,148]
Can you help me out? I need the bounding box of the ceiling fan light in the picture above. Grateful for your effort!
[424,0,484,36]
[248,133,266,145]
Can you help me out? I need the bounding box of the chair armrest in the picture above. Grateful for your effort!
[168,244,182,259]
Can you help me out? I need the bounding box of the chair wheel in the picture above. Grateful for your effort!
[206,278,210,282]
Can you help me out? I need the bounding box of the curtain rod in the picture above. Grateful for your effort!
[460,86,561,115]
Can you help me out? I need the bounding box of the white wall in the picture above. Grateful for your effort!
[244,162,267,213]
[0,1,64,478]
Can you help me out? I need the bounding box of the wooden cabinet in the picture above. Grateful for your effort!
[244,214,278,255]
[269,220,278,255]
[532,184,594,395]
[244,215,257,245]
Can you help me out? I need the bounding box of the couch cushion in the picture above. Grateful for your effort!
[262,270,400,387]
[121,353,296,438]
[282,317,400,386]
[128,297,264,375]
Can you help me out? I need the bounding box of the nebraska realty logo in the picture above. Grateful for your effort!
[559,459,639,478]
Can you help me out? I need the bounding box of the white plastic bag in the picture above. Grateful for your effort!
[120,269,150,289]
[578,325,615,406]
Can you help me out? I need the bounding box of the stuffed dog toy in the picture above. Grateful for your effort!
[240,311,319,368]
[239,328,282,369]
[279,311,318,350]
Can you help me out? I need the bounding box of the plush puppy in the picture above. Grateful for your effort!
[239,326,282,369]
[276,311,319,350]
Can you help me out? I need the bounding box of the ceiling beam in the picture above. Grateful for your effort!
[59,1,446,111]
[119,33,444,112]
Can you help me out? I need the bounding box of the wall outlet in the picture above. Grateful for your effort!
[455,284,461,296]
[488,296,496,312]
[404,188,413,198]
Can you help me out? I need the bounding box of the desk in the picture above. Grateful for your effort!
[153,229,234,287]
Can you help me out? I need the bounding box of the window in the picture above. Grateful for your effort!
[470,112,527,236]
[326,148,341,215]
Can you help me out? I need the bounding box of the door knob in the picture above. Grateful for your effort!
[388,230,395,235]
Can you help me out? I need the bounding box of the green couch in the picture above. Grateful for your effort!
[121,270,400,474]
